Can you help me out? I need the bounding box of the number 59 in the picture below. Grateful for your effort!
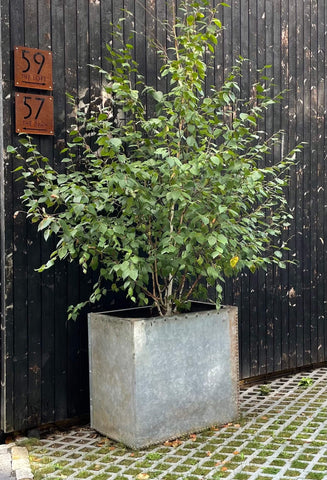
[21,49,45,74]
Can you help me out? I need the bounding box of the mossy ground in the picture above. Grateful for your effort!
[26,368,327,480]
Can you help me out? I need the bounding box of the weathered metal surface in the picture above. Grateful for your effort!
[88,305,239,449]
[14,46,53,91]
[15,92,54,135]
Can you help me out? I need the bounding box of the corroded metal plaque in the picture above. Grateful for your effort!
[15,93,54,136]
[14,46,53,90]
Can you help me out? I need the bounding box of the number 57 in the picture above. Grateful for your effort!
[23,96,45,120]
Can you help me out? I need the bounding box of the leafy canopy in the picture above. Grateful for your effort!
[11,0,301,318]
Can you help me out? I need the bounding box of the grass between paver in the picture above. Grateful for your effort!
[17,368,327,480]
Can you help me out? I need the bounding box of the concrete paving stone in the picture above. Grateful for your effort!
[11,446,30,461]
[14,468,34,480]
[0,448,13,480]
[23,367,327,480]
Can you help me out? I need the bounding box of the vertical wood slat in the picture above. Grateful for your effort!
[37,0,56,426]
[324,0,327,360]
[280,0,290,372]
[11,0,29,431]
[24,0,43,429]
[0,0,13,432]
[287,0,298,370]
[248,0,259,377]
[296,0,306,369]
[256,0,268,377]
[1,0,327,433]
[302,0,312,368]
[317,0,327,364]
[64,0,79,421]
[52,0,68,423]
[272,0,282,375]
[264,0,275,377]
[310,0,318,365]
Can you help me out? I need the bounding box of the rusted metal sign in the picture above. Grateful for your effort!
[14,46,53,90]
[15,92,54,135]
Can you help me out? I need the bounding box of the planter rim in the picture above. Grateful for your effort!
[89,302,236,322]
[89,300,237,320]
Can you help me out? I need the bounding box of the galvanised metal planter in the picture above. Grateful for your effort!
[88,302,239,449]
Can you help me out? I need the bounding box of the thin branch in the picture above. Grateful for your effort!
[178,273,186,301]
[139,285,164,316]
[185,274,202,300]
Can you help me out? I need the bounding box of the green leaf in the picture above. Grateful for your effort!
[129,268,138,281]
[36,259,55,272]
[186,136,197,147]
[38,217,53,231]
[212,247,223,258]
[207,266,219,279]
[208,235,216,247]
[187,14,195,25]
[109,138,122,149]
[217,234,228,245]
[155,148,169,158]
[152,90,164,102]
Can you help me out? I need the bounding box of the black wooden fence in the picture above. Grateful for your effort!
[1,0,327,433]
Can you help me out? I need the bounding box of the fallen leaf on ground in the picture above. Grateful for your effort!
[172,440,182,447]
[137,474,150,480]
[222,423,233,428]
[206,451,211,456]
[164,439,182,447]
[221,466,228,472]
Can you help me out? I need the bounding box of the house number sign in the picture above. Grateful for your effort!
[14,46,54,136]
[15,93,54,136]
[14,46,53,90]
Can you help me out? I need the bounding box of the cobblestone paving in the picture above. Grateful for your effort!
[25,368,327,480]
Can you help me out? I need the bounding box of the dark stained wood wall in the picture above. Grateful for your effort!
[220,0,327,380]
[1,0,327,432]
